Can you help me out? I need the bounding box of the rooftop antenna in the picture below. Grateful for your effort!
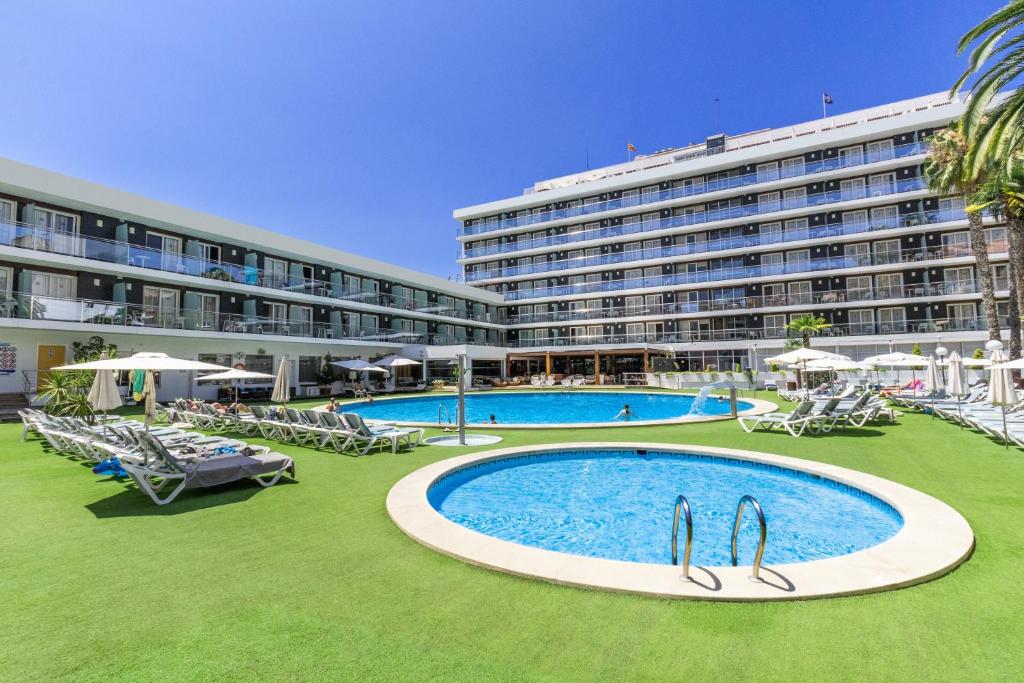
[714,97,721,133]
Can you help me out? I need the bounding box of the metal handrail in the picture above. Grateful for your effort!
[671,494,693,579]
[730,495,767,580]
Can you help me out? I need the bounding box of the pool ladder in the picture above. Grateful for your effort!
[671,495,693,579]
[730,495,767,580]
[437,402,453,425]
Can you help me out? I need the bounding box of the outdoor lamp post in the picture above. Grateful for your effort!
[448,354,467,445]
[936,345,948,383]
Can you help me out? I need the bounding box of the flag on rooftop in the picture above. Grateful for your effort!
[823,92,833,104]
[627,143,637,153]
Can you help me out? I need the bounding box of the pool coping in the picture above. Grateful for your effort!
[386,443,975,601]
[339,390,779,429]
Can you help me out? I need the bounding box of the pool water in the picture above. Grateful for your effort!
[347,391,750,425]
[428,449,903,566]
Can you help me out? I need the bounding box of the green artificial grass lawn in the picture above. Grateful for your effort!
[2,399,1023,682]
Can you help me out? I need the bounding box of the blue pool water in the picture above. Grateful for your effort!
[348,391,751,425]
[428,449,903,566]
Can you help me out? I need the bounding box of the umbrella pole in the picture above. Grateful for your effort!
[457,354,466,446]
[1003,407,1009,449]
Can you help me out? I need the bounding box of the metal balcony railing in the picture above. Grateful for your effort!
[461,140,928,236]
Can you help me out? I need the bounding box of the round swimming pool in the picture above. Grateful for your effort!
[389,444,975,600]
[346,391,761,427]
[428,448,903,566]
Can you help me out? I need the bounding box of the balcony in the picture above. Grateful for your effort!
[461,141,928,237]
[463,176,932,261]
[504,240,1005,302]
[467,207,970,281]
[0,219,502,325]
[510,316,1004,348]
[0,293,506,347]
[507,281,985,325]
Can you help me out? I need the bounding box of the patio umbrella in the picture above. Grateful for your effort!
[987,348,1014,448]
[331,359,389,373]
[142,370,157,429]
[374,355,421,391]
[271,358,291,406]
[53,351,229,372]
[946,351,968,428]
[864,352,927,395]
[197,369,274,404]
[764,348,848,390]
[86,352,122,432]
[800,358,870,396]
[925,355,945,419]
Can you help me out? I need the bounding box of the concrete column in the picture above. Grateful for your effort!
[545,352,552,375]
[642,350,650,373]
[594,350,601,384]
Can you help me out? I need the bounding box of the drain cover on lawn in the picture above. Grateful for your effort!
[423,435,503,447]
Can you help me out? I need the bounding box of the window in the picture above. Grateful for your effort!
[198,353,232,369]
[244,354,274,379]
[622,189,640,206]
[624,268,643,283]
[782,187,807,209]
[641,185,659,201]
[869,172,896,196]
[361,314,379,334]
[758,191,781,212]
[642,239,660,255]
[938,196,966,218]
[866,139,895,163]
[878,307,907,333]
[764,314,787,337]
[763,283,785,305]
[943,266,975,294]
[784,217,809,237]
[847,275,872,301]
[843,209,868,229]
[646,322,664,339]
[290,305,313,336]
[840,177,866,200]
[781,157,805,178]
[643,267,662,281]
[849,309,875,335]
[297,356,319,384]
[142,286,178,327]
[267,302,288,333]
[645,293,663,310]
[787,281,812,305]
[839,145,864,167]
[625,323,645,342]
[994,263,1009,291]
[986,226,1008,252]
[641,212,659,226]
[941,231,970,256]
[875,273,904,299]
[873,239,901,264]
[585,273,602,285]
[200,242,221,263]
[786,249,810,264]
[756,162,779,183]
[870,205,899,230]
[30,271,76,299]
[144,231,182,270]
[0,198,14,223]
[196,292,219,330]
[0,266,11,302]
[760,222,782,242]
[625,296,644,315]
[265,257,287,289]
[845,242,870,266]
[760,252,784,274]
[947,302,977,328]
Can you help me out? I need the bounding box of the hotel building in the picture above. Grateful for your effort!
[455,92,1009,379]
[0,157,505,404]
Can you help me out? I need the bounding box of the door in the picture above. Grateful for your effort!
[36,345,66,389]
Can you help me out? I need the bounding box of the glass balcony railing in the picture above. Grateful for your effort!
[0,293,506,347]
[0,219,502,325]
[462,141,928,237]
[509,316,1005,348]
[504,240,1007,301]
[463,176,932,261]
[507,280,988,325]
[467,207,970,281]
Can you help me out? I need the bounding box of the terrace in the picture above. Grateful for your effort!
[2,397,1019,680]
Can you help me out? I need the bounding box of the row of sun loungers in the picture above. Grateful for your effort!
[738,393,895,437]
[164,401,425,455]
[20,409,295,505]
[923,385,1024,447]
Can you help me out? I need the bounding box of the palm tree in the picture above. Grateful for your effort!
[972,163,1024,355]
[785,314,830,348]
[924,122,1001,340]
[952,1,1024,175]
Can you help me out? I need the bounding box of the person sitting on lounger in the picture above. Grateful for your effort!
[227,402,250,415]
[614,404,633,420]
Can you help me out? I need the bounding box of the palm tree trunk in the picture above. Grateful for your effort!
[968,210,1001,340]
[1009,217,1024,338]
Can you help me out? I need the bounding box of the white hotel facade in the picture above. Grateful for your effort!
[455,92,1009,378]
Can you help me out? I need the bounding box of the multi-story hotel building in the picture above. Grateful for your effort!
[456,92,1010,379]
[0,157,506,403]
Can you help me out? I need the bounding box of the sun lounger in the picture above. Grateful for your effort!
[339,412,423,455]
[738,401,826,437]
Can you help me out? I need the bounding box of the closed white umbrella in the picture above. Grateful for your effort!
[946,351,968,428]
[271,358,291,405]
[925,355,945,419]
[54,351,229,372]
[988,349,1015,448]
[197,369,274,404]
[142,370,157,429]
[86,352,122,432]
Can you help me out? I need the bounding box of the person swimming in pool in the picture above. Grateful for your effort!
[489,414,497,424]
[614,404,632,420]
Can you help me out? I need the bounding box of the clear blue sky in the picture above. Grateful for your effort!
[3,0,1003,277]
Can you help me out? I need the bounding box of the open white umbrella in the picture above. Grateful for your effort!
[765,348,848,390]
[864,352,927,394]
[271,358,291,405]
[373,355,421,368]
[54,352,229,372]
[946,351,968,428]
[197,369,274,404]
[331,359,389,373]
[988,348,1015,448]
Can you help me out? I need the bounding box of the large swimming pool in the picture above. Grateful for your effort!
[427,448,904,566]
[347,391,754,425]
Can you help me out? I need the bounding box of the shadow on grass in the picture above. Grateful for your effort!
[85,477,299,518]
